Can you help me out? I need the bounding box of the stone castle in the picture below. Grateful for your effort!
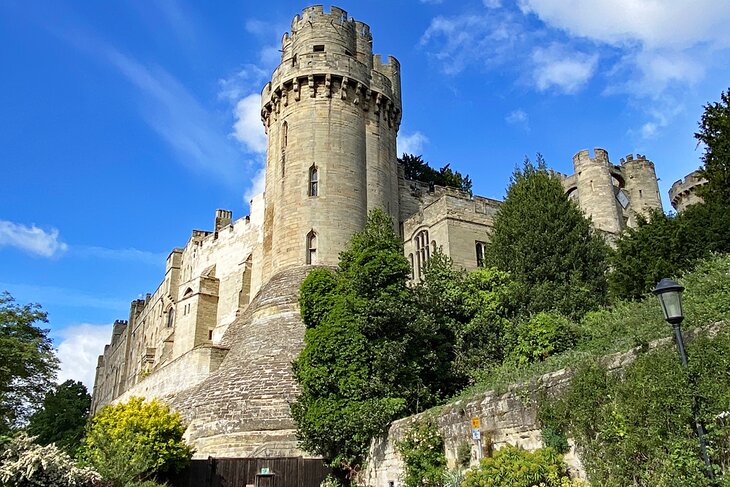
[92,5,672,459]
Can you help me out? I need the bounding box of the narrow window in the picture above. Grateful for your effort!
[306,231,317,265]
[208,330,213,340]
[313,44,325,52]
[309,165,319,197]
[166,308,175,328]
[415,230,430,279]
[409,253,414,279]
[475,241,486,267]
[281,121,288,149]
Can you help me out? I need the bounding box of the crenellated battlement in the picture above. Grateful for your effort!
[573,147,610,167]
[669,169,706,212]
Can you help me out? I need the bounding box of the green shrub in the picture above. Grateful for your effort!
[461,445,579,487]
[299,267,338,329]
[82,397,192,486]
[456,440,472,468]
[509,312,578,366]
[396,419,447,487]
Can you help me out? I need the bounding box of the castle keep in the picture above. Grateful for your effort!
[92,5,665,459]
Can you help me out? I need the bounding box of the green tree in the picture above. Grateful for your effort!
[696,88,730,205]
[398,153,472,194]
[0,292,58,433]
[486,157,609,319]
[82,397,192,486]
[609,204,730,301]
[415,253,517,382]
[291,209,450,478]
[27,380,90,455]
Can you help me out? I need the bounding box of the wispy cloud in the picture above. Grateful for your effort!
[0,220,68,258]
[531,44,598,94]
[101,48,244,185]
[398,131,429,156]
[53,323,113,389]
[0,282,128,312]
[506,109,530,130]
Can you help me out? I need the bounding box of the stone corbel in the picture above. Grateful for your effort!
[293,78,301,101]
[282,86,289,107]
[340,77,348,100]
[374,92,383,115]
[353,82,362,105]
[362,88,371,111]
[308,75,315,98]
[325,74,332,98]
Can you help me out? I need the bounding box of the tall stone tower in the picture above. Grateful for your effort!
[260,5,402,281]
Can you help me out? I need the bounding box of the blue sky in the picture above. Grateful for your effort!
[1,0,729,388]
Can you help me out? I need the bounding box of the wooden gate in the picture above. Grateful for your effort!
[168,457,331,487]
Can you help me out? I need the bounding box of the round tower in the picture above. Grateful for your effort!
[572,148,623,235]
[619,154,663,227]
[260,5,401,280]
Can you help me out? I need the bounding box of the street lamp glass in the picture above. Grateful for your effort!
[653,278,685,324]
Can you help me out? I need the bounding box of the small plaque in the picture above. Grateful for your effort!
[471,428,481,440]
[471,417,481,429]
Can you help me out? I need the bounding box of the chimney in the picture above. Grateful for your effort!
[214,209,232,234]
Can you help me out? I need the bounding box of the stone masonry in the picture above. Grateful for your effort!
[92,5,670,460]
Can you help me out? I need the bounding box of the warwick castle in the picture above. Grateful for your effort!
[91,5,704,462]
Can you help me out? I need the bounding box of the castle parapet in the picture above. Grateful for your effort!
[669,169,706,212]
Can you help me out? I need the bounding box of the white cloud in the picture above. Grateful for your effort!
[531,44,598,94]
[0,220,68,258]
[398,131,429,156]
[218,65,268,103]
[233,94,267,154]
[244,165,266,206]
[54,323,113,389]
[518,0,730,51]
[506,109,529,130]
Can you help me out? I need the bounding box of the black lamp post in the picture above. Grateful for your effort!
[653,278,715,481]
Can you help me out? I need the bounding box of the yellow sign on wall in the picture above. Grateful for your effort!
[471,417,480,429]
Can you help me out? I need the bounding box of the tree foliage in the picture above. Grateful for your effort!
[398,153,473,194]
[0,292,59,433]
[415,252,517,382]
[82,397,192,486]
[0,433,99,487]
[26,379,91,455]
[485,157,609,319]
[291,210,453,477]
[610,203,730,300]
[696,87,730,205]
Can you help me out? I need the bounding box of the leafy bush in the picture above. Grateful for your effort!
[509,312,578,366]
[461,445,580,487]
[539,327,730,485]
[299,267,338,329]
[82,397,192,486]
[396,419,447,487]
[0,433,99,487]
[456,440,472,468]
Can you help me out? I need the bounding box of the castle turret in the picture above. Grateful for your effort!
[572,148,624,235]
[669,169,706,212]
[619,154,662,226]
[260,5,401,279]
